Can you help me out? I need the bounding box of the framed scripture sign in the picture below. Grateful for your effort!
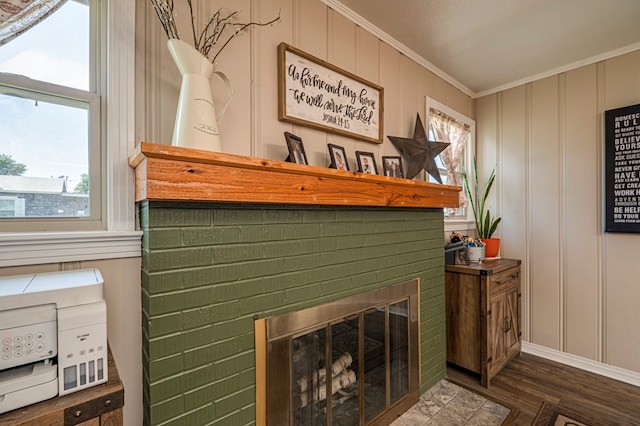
[278,43,384,144]
[605,103,640,232]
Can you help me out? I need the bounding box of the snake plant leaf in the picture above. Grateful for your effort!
[462,158,501,239]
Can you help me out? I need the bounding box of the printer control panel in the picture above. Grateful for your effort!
[0,305,57,371]
[57,300,107,395]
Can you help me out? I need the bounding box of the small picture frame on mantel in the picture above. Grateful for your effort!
[328,144,349,171]
[284,131,308,165]
[382,156,404,178]
[355,151,378,175]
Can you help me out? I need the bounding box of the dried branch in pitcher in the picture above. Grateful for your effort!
[149,0,280,64]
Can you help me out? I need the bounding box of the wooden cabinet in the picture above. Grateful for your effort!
[445,259,521,387]
[0,347,123,425]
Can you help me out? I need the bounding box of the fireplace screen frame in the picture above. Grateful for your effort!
[257,279,420,426]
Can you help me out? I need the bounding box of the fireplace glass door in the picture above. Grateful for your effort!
[266,280,419,425]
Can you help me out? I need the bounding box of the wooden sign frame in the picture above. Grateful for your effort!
[278,43,384,144]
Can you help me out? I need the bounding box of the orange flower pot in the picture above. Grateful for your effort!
[480,238,500,258]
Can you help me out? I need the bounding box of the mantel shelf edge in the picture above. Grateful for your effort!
[128,142,461,209]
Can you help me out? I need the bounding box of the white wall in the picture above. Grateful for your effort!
[477,50,640,374]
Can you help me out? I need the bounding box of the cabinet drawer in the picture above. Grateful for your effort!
[489,267,520,295]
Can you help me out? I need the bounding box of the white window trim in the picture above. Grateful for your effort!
[0,231,141,267]
[0,0,141,267]
[425,97,476,233]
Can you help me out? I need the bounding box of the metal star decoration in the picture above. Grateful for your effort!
[387,113,450,182]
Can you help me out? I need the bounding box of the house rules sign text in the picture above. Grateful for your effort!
[605,103,640,232]
[278,43,384,144]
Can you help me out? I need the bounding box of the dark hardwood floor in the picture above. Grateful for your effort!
[446,353,640,425]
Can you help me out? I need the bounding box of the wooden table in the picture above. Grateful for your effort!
[0,346,124,425]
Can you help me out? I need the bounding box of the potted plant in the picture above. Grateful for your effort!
[462,158,502,258]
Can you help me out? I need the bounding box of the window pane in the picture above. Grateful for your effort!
[0,90,90,218]
[428,105,471,219]
[0,1,89,91]
[0,198,17,217]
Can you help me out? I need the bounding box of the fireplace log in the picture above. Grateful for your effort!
[297,353,352,393]
[298,369,357,408]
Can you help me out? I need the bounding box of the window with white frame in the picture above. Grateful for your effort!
[425,98,475,225]
[0,0,138,267]
[0,196,25,217]
[0,0,103,231]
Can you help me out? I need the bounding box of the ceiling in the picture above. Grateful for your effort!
[327,0,640,97]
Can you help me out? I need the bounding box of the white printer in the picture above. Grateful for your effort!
[0,269,107,414]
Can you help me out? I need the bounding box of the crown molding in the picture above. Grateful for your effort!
[475,42,640,98]
[321,1,640,99]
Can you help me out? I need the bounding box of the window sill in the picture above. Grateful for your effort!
[444,219,474,234]
[0,231,142,267]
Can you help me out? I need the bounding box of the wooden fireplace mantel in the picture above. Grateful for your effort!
[128,142,460,208]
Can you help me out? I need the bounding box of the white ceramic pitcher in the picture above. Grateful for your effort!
[167,39,233,152]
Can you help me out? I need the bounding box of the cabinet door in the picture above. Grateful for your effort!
[504,285,520,358]
[488,294,506,375]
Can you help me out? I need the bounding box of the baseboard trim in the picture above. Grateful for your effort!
[522,342,640,387]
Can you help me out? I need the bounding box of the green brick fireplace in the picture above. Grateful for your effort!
[130,143,458,426]
[140,202,446,425]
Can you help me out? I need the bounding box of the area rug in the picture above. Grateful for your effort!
[532,402,606,426]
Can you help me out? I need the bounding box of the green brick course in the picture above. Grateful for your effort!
[140,201,446,425]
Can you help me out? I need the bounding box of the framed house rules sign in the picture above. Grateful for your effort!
[278,43,384,144]
[605,103,640,232]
